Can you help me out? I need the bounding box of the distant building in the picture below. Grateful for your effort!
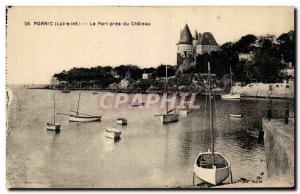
[280,62,294,79]
[119,78,130,89]
[176,24,219,74]
[51,76,59,86]
[142,73,149,80]
[239,52,254,62]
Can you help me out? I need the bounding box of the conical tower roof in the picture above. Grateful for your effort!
[177,24,193,45]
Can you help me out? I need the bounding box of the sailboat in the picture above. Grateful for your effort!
[69,82,101,122]
[160,66,179,124]
[193,62,232,186]
[47,90,60,131]
[93,80,98,94]
[221,66,240,99]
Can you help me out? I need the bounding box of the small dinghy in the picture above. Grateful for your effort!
[247,128,263,138]
[229,113,242,118]
[47,90,60,131]
[193,151,232,185]
[105,128,121,139]
[116,118,127,125]
[47,123,60,131]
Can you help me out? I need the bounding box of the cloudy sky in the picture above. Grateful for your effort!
[7,6,294,84]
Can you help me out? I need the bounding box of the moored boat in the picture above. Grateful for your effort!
[160,66,179,124]
[68,81,102,122]
[221,93,240,99]
[47,90,60,131]
[194,151,231,185]
[130,102,144,106]
[116,118,127,125]
[160,111,179,124]
[47,123,61,131]
[221,66,240,100]
[229,113,242,118]
[105,128,121,139]
[193,62,232,186]
[69,114,101,122]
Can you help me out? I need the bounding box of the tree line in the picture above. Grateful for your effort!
[53,30,294,87]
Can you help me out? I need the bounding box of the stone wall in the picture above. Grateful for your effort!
[262,118,294,187]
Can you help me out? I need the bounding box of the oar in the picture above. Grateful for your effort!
[154,114,163,117]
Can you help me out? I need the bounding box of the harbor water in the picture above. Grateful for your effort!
[6,85,294,188]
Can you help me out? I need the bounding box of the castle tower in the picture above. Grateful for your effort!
[176,24,195,73]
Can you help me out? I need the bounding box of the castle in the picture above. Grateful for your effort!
[176,24,219,73]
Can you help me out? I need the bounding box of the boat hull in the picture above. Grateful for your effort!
[46,123,60,131]
[117,119,127,126]
[194,152,230,185]
[160,113,179,124]
[69,115,101,122]
[105,128,121,139]
[221,93,240,100]
[229,114,242,118]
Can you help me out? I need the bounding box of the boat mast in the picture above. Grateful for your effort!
[53,90,56,124]
[76,81,82,115]
[208,62,215,165]
[230,66,233,95]
[165,65,168,112]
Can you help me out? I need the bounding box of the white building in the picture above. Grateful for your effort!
[142,73,149,80]
[51,76,59,86]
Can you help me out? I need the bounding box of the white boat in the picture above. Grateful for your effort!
[194,151,231,185]
[160,66,179,124]
[47,90,60,131]
[221,93,240,99]
[47,123,60,131]
[69,82,102,122]
[116,118,127,125]
[69,114,101,122]
[193,62,232,186]
[105,128,121,139]
[229,113,242,118]
[221,66,240,100]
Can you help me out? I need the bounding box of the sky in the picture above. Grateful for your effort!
[7,6,294,84]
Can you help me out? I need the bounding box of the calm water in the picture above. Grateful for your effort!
[6,85,294,188]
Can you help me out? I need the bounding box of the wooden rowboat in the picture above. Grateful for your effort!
[105,128,121,139]
[116,118,127,125]
[193,151,232,185]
